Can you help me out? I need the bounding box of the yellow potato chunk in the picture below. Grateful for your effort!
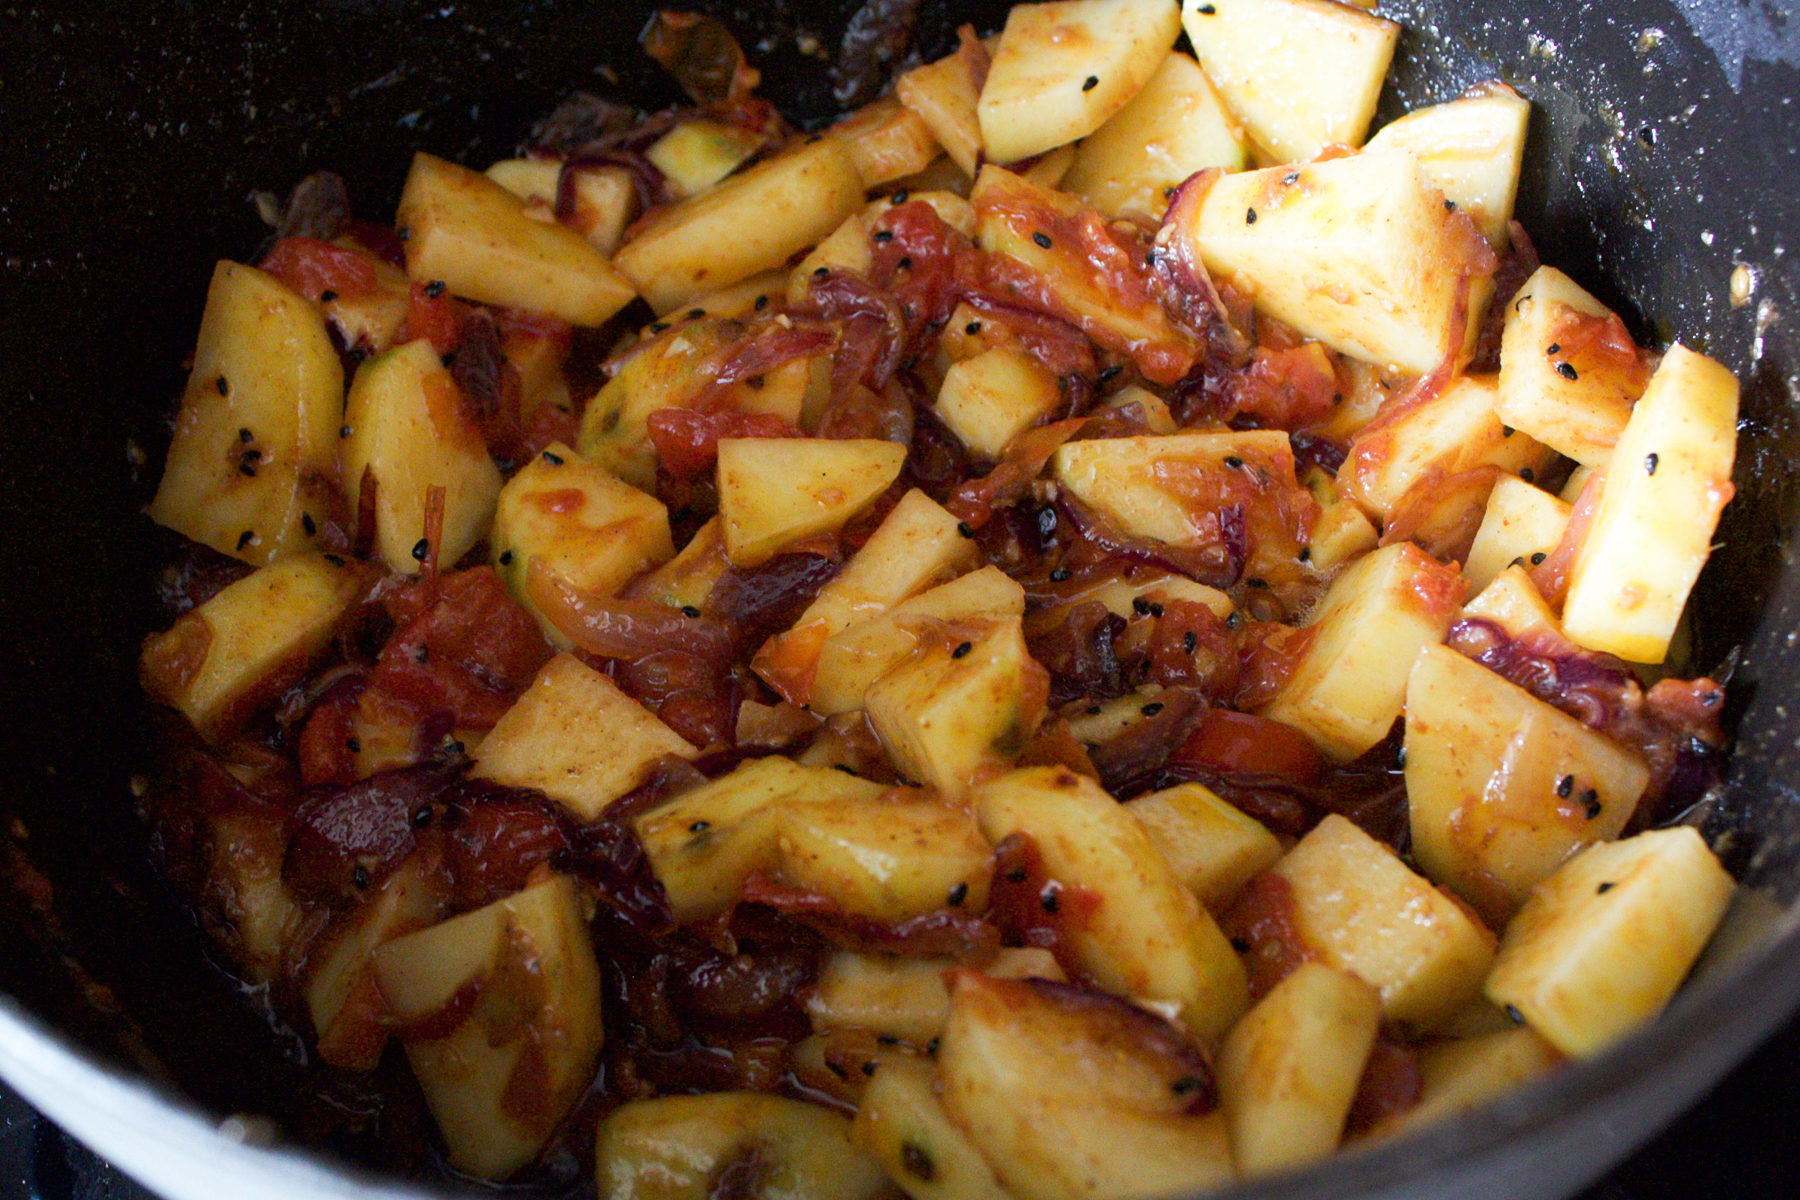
[1365,83,1531,249]
[827,96,943,188]
[1368,1027,1563,1138]
[1463,475,1571,595]
[715,437,907,567]
[1125,783,1284,912]
[935,347,1065,460]
[852,1057,1014,1200]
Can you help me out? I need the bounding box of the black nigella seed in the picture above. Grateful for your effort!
[1444,198,1457,212]
[1197,2,1216,12]
[1230,937,1250,952]
[353,865,370,889]
[498,550,514,566]
[1556,361,1579,381]
[1246,577,1268,589]
[1183,631,1198,653]
[411,537,430,561]
[833,764,859,774]
[1245,207,1257,225]
[947,882,969,906]
[813,265,830,279]
[1299,547,1312,561]
[1504,1004,1525,1025]
[1582,789,1602,819]
[1097,364,1122,384]
[1546,343,1562,355]
[1172,1075,1204,1096]
[319,289,337,303]
[1050,567,1072,582]
[1226,611,1243,629]
[1082,75,1099,91]
[237,426,252,442]
[897,256,913,270]
[827,1061,849,1080]
[324,553,345,567]
[926,1037,940,1056]
[681,605,701,618]
[1645,452,1659,475]
[952,641,973,659]
[412,806,433,828]
[1556,774,1574,798]
[424,279,446,298]
[690,820,710,833]
[346,737,361,753]
[876,1034,899,1047]
[1145,249,1157,267]
[1133,598,1151,615]
[901,1143,935,1182]
[1040,886,1060,914]
[1149,603,1164,617]
[1502,425,1515,437]
[1282,172,1298,186]
[1141,701,1164,716]
[1225,455,1244,469]
[1598,881,1615,894]
[745,374,765,389]
[339,424,352,438]
[873,229,894,243]
[1033,231,1053,249]
[414,644,429,664]
[301,512,316,536]
[966,321,982,335]
[1520,467,1535,482]
[957,521,975,538]
[1395,744,1407,768]
[236,530,254,551]
[542,449,564,465]
[891,189,909,205]
[1004,868,1028,884]
[754,294,768,310]
[684,308,706,320]
[217,376,232,397]
[1530,551,1547,565]
[649,322,671,334]
[238,460,257,477]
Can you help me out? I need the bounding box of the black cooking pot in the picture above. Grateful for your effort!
[1,0,1797,1197]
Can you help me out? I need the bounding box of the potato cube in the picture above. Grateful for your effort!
[777,797,993,923]
[317,241,413,354]
[973,767,1248,1039]
[1180,0,1397,164]
[490,443,672,639]
[1062,51,1246,221]
[1463,476,1571,595]
[827,96,943,188]
[1404,644,1648,920]
[1260,542,1464,761]
[684,269,788,321]
[147,261,343,566]
[470,654,695,821]
[374,874,602,1180]
[1496,266,1650,465]
[633,757,888,923]
[596,1094,890,1200]
[865,618,1045,797]
[1485,826,1734,1057]
[810,567,1027,717]
[484,158,636,255]
[851,1057,1013,1200]
[1365,84,1530,250]
[787,213,875,307]
[613,139,864,314]
[1174,149,1494,375]
[140,553,364,744]
[977,0,1183,164]
[644,119,765,199]
[1462,563,1562,639]
[935,347,1065,460]
[939,971,1236,1200]
[716,437,907,567]
[1272,814,1495,1031]
[1101,384,1179,434]
[808,952,957,1044]
[895,37,987,176]
[339,339,503,575]
[396,152,635,326]
[625,517,730,614]
[1299,466,1380,571]
[1369,1028,1562,1138]
[1216,963,1381,1176]
[1125,783,1284,912]
[1560,344,1739,663]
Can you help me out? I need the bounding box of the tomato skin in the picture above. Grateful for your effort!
[645,407,801,479]
[400,281,463,354]
[1171,708,1323,783]
[259,236,380,301]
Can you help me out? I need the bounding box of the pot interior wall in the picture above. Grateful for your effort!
[0,0,1797,1192]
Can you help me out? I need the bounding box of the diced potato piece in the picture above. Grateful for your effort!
[1273,814,1496,1031]
[140,553,363,743]
[1561,345,1739,663]
[1062,51,1246,220]
[790,1029,918,1107]
[756,490,978,702]
[198,810,297,983]
[1404,644,1648,919]
[1175,150,1494,375]
[595,1094,890,1200]
[977,0,1183,164]
[1062,686,1172,746]
[1365,84,1531,250]
[374,874,602,1180]
[974,166,1199,383]
[633,757,888,923]
[787,213,874,307]
[895,38,986,177]
[578,318,809,490]
[828,96,943,188]
[1462,563,1561,639]
[1464,476,1571,595]
[339,339,502,575]
[1495,267,1650,465]
[935,347,1064,460]
[810,567,1027,717]
[1485,826,1734,1057]
[645,120,765,199]
[1051,430,1311,578]
[865,617,1045,797]
[1125,783,1284,912]
[626,517,730,614]
[1260,542,1463,761]
[852,1057,1013,1200]
[1341,375,1553,521]
[613,139,864,313]
[1561,462,1597,503]
[316,240,412,354]
[1299,466,1380,571]
[147,261,343,565]
[809,953,957,1044]
[939,971,1236,1200]
[1180,0,1397,164]
[685,269,788,320]
[716,437,907,567]
[778,796,993,923]
[304,858,445,1070]
[501,321,576,430]
[485,158,637,256]
[1216,963,1380,1176]
[396,152,635,326]
[1102,384,1178,434]
[1017,143,1078,190]
[973,767,1248,1039]
[1369,1028,1562,1138]
[470,654,695,821]
[866,189,978,238]
[490,443,673,642]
